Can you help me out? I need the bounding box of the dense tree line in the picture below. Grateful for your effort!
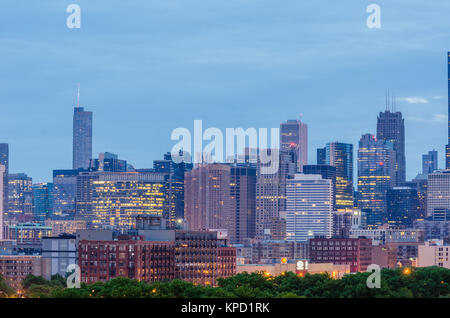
[5,266,450,298]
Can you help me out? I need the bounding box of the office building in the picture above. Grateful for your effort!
[317,147,326,165]
[427,170,450,221]
[377,108,406,185]
[7,173,32,221]
[90,152,127,172]
[286,174,333,242]
[332,208,365,238]
[153,151,193,227]
[446,52,450,169]
[357,134,396,227]
[184,163,231,232]
[0,165,5,240]
[303,164,337,209]
[44,219,87,236]
[52,169,81,218]
[423,150,438,174]
[325,142,354,209]
[75,171,166,229]
[255,149,297,240]
[386,187,420,228]
[280,119,308,171]
[229,166,257,244]
[73,107,92,170]
[0,144,8,218]
[32,183,54,221]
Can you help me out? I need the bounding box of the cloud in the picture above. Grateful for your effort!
[398,97,430,104]
[409,113,447,123]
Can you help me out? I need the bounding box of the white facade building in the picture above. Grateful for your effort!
[286,174,332,242]
[427,170,450,220]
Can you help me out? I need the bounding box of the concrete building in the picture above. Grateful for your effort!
[427,170,450,220]
[42,234,77,276]
[418,240,450,269]
[286,174,333,242]
[184,164,231,232]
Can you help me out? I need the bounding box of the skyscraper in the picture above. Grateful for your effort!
[325,142,354,209]
[302,164,337,210]
[317,147,326,165]
[0,165,5,239]
[357,134,396,227]
[377,108,405,185]
[73,107,92,170]
[255,148,297,239]
[0,144,8,218]
[153,151,193,227]
[422,150,438,174]
[32,183,54,221]
[75,171,166,229]
[427,170,450,221]
[229,166,257,244]
[184,164,232,232]
[280,119,308,171]
[447,52,450,169]
[286,174,333,242]
[52,169,81,218]
[7,173,33,220]
[386,187,420,228]
[90,152,127,172]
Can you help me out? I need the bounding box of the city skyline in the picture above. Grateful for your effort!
[0,1,449,182]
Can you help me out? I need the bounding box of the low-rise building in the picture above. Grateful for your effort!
[42,234,77,276]
[309,237,372,272]
[418,240,450,268]
[0,255,51,290]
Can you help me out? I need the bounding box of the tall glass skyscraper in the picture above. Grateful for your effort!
[0,143,8,218]
[357,134,396,227]
[446,52,450,169]
[73,107,92,170]
[32,182,54,221]
[280,119,308,171]
[423,150,438,174]
[325,142,354,209]
[377,109,405,186]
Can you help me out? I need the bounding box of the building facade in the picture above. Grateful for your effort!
[325,142,354,209]
[357,134,396,227]
[286,174,333,242]
[73,107,92,170]
[280,119,308,171]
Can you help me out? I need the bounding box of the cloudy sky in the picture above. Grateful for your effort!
[0,0,449,182]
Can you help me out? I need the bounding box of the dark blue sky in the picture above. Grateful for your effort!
[0,0,449,182]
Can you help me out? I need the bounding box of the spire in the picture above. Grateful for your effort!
[77,83,80,107]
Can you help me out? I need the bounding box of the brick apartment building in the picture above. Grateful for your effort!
[78,235,175,284]
[0,255,51,290]
[309,237,372,272]
[77,216,236,286]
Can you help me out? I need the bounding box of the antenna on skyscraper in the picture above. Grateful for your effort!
[385,90,390,111]
[77,83,80,107]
